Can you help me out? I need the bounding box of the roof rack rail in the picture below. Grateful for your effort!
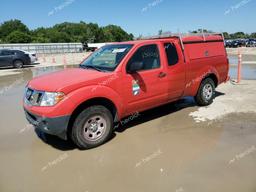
[140,32,223,40]
[140,32,224,51]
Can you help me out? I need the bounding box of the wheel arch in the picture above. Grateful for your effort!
[187,69,220,97]
[67,97,119,138]
[202,73,218,88]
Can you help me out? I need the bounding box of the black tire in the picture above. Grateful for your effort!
[194,78,215,106]
[13,60,24,68]
[71,105,113,149]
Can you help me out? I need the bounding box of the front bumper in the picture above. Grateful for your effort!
[24,108,70,140]
[30,57,38,64]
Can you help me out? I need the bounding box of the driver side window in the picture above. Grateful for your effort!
[127,44,160,72]
[1,50,14,56]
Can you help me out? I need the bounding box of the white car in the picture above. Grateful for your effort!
[23,51,38,63]
[15,50,38,64]
[83,43,111,52]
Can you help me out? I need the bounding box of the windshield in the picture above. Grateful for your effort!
[80,44,133,72]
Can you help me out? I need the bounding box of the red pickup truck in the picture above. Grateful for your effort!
[24,34,229,149]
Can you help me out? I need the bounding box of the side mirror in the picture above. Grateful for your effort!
[127,62,143,73]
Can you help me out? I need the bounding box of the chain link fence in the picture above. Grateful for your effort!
[0,43,83,54]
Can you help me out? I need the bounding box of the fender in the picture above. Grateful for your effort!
[24,85,125,118]
[185,65,220,96]
[66,85,125,119]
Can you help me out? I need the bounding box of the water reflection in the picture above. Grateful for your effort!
[228,56,256,80]
[0,64,79,91]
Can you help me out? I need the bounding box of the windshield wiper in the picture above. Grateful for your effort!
[80,65,103,72]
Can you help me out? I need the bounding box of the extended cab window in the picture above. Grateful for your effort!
[127,44,160,72]
[164,43,179,66]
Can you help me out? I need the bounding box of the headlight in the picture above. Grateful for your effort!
[40,92,65,106]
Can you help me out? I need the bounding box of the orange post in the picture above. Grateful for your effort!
[63,55,67,69]
[237,50,242,83]
[72,53,75,64]
[63,55,67,65]
[52,56,56,64]
[43,55,46,62]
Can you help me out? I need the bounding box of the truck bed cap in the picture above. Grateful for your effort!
[182,35,223,43]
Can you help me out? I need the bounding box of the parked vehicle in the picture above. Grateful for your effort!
[0,49,31,68]
[224,40,233,48]
[21,50,38,63]
[83,43,107,52]
[24,34,229,149]
[230,40,243,48]
[246,39,256,47]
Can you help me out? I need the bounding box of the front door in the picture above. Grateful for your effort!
[122,44,169,115]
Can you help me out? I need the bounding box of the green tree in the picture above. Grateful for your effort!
[0,19,133,43]
[0,19,29,38]
[31,27,50,43]
[223,32,230,39]
[52,22,86,42]
[49,31,72,43]
[103,25,133,42]
[190,29,213,34]
[250,33,256,38]
[31,36,50,43]
[232,32,246,39]
[5,31,32,43]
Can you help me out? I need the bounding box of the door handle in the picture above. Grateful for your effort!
[158,72,167,78]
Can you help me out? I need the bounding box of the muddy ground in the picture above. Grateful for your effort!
[0,66,256,192]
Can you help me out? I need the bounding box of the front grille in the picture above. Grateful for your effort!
[25,88,44,106]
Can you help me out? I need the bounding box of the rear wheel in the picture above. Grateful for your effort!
[71,105,113,149]
[13,60,24,68]
[195,78,215,106]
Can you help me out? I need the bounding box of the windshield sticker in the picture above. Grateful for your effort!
[112,48,127,53]
[132,80,140,96]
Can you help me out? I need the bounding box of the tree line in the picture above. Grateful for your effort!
[0,20,255,44]
[0,19,134,44]
[156,29,256,40]
[190,29,256,39]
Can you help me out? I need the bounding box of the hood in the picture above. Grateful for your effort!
[28,68,113,94]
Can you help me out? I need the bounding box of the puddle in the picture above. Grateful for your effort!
[0,65,78,92]
[228,55,256,80]
[229,65,256,80]
[228,55,256,64]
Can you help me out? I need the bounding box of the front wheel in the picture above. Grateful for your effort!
[71,105,113,149]
[194,78,215,106]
